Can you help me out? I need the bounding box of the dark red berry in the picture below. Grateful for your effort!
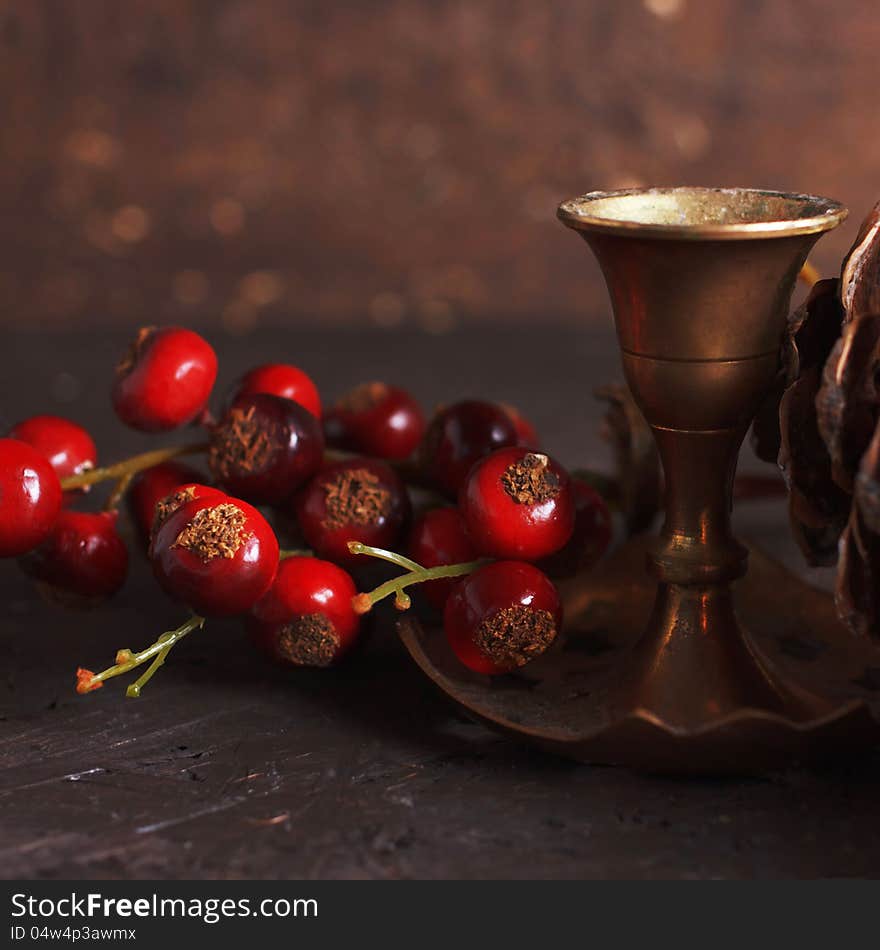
[407,507,476,609]
[151,495,279,617]
[209,393,324,505]
[294,458,411,565]
[443,561,562,675]
[327,382,425,460]
[19,510,128,606]
[249,556,360,667]
[230,364,322,419]
[420,400,518,497]
[0,439,63,558]
[7,415,97,483]
[128,460,207,545]
[460,448,575,561]
[500,403,540,448]
[539,479,612,578]
[112,326,218,432]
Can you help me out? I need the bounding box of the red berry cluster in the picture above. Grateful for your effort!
[0,325,612,697]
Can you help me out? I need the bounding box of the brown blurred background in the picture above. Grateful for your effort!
[0,0,878,336]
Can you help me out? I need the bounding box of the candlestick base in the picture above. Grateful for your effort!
[397,537,880,774]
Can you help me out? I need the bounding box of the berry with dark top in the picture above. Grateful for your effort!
[112,326,218,432]
[443,560,562,675]
[327,382,425,460]
[7,415,97,485]
[149,482,228,551]
[209,392,324,505]
[127,460,207,545]
[230,364,322,419]
[249,556,360,667]
[460,448,575,560]
[0,439,63,558]
[539,478,613,578]
[293,457,411,565]
[420,400,518,497]
[151,495,279,617]
[406,506,476,609]
[20,510,128,606]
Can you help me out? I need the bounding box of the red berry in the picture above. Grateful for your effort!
[406,507,476,609]
[460,448,575,561]
[294,458,411,565]
[7,415,97,483]
[19,510,128,606]
[539,479,613,578]
[443,561,562,675]
[249,556,360,667]
[327,382,425,460]
[209,393,324,505]
[151,495,279,617]
[500,403,540,448]
[112,326,218,432]
[148,482,228,553]
[420,400,518,497]
[230,364,322,419]
[0,439,63,558]
[127,461,205,543]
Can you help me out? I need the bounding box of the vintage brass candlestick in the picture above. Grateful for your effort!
[399,187,880,773]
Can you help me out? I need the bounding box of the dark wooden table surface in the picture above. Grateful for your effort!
[3,326,880,880]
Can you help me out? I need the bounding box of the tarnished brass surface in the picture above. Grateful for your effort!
[399,187,879,773]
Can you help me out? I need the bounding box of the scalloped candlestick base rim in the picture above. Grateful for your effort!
[397,536,880,775]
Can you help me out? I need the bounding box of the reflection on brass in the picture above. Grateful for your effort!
[399,187,880,773]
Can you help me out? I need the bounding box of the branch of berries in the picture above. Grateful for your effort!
[1,321,621,696]
[2,299,800,698]
[750,198,880,639]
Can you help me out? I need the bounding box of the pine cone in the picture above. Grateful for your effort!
[841,199,880,320]
[772,280,849,564]
[837,421,880,638]
[770,200,880,638]
[815,312,880,492]
[751,279,844,464]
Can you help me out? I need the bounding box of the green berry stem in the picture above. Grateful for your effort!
[61,442,209,492]
[76,614,205,697]
[104,470,135,513]
[348,541,487,615]
[126,639,175,699]
[346,541,424,573]
[278,548,314,560]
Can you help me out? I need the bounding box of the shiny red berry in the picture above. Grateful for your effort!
[443,561,562,675]
[230,364,322,419]
[0,439,63,558]
[460,448,575,561]
[151,495,279,617]
[249,556,360,667]
[112,326,218,432]
[127,460,207,545]
[539,479,613,578]
[148,482,228,554]
[406,507,476,609]
[209,393,324,505]
[19,510,128,606]
[294,458,411,565]
[420,400,518,497]
[326,382,425,460]
[7,415,97,483]
[500,403,540,448]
